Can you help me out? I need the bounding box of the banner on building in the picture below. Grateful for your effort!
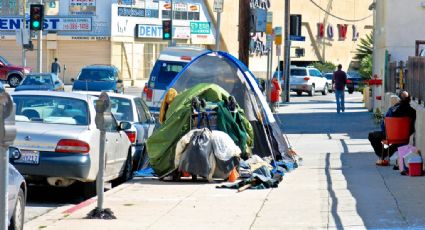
[69,0,96,15]
[190,22,210,34]
[136,24,189,39]
[0,17,92,31]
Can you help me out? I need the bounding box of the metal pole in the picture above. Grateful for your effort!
[22,0,27,67]
[266,47,270,97]
[284,0,291,102]
[215,11,222,50]
[169,0,173,46]
[96,131,106,210]
[36,0,42,73]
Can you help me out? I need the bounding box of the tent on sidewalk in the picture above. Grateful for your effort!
[164,51,292,162]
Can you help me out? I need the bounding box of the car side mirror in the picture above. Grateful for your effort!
[71,78,75,82]
[117,79,123,84]
[119,121,131,130]
[55,81,60,84]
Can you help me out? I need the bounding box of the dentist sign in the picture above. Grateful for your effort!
[0,17,92,31]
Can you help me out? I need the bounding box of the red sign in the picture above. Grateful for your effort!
[338,24,348,40]
[317,23,324,38]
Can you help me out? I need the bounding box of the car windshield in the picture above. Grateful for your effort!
[0,56,10,65]
[93,97,133,121]
[78,69,116,81]
[13,95,89,125]
[291,69,307,76]
[22,75,52,85]
[150,61,186,89]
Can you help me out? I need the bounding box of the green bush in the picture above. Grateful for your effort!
[311,62,336,73]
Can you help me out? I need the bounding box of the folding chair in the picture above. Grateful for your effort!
[381,117,412,164]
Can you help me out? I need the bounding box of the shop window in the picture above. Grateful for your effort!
[188,12,200,20]
[162,10,171,19]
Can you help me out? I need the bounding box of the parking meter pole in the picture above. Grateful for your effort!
[87,92,116,219]
[0,92,16,230]
[96,130,106,210]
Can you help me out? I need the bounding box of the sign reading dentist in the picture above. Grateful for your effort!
[0,17,92,31]
[136,24,190,39]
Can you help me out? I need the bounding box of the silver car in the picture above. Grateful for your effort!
[290,66,329,96]
[81,92,156,170]
[10,91,132,197]
[7,154,27,230]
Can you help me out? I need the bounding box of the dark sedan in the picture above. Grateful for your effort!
[72,65,123,93]
[15,73,64,92]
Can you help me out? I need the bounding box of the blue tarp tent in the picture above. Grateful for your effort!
[163,51,293,161]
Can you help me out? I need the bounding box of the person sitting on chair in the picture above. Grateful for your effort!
[368,90,416,165]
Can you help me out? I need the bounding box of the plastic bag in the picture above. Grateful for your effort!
[211,130,241,161]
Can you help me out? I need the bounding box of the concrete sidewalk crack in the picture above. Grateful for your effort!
[375,167,409,227]
[249,188,273,230]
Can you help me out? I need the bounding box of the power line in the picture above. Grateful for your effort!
[310,0,372,22]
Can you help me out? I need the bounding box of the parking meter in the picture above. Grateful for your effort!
[88,92,116,219]
[0,92,16,230]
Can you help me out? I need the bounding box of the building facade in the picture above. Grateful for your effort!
[205,0,373,78]
[0,0,216,85]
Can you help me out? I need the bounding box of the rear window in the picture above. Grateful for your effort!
[78,68,116,81]
[149,61,187,89]
[291,69,307,76]
[13,95,89,125]
[22,75,52,85]
[324,74,333,80]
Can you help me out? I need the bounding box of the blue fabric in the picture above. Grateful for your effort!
[335,90,345,113]
[134,167,157,177]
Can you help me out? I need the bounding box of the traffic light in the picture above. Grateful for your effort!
[30,4,44,31]
[162,20,172,40]
[290,14,302,37]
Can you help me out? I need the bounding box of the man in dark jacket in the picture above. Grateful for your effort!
[332,64,347,113]
[368,91,416,165]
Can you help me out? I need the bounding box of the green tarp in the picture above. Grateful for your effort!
[147,84,230,177]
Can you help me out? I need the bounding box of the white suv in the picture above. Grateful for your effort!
[290,66,329,96]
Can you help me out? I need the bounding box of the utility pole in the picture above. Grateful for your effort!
[284,0,291,102]
[238,0,250,66]
[170,0,173,46]
[214,0,224,51]
[21,0,27,67]
[37,0,43,73]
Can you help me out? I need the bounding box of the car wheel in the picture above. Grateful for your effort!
[308,85,315,96]
[9,188,25,230]
[322,84,328,95]
[296,91,302,96]
[8,75,22,88]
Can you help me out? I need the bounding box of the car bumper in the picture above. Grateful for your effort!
[11,152,91,181]
[290,84,312,92]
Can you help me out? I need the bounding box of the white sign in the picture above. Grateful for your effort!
[213,0,224,12]
[0,17,92,31]
[137,24,189,39]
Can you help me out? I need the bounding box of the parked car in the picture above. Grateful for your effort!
[346,73,363,94]
[81,92,156,170]
[10,91,132,197]
[290,66,329,96]
[143,46,207,115]
[420,49,425,57]
[324,73,334,93]
[72,65,123,93]
[7,151,27,230]
[15,73,64,92]
[0,56,31,87]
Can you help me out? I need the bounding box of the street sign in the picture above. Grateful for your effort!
[275,26,282,45]
[266,34,272,49]
[190,22,210,34]
[213,0,224,12]
[289,35,306,41]
[266,12,273,35]
[276,45,282,56]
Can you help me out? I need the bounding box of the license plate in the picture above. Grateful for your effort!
[14,150,40,165]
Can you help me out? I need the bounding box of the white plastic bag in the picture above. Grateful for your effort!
[211,130,241,161]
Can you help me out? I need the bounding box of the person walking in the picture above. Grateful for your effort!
[51,58,61,75]
[270,76,281,113]
[332,64,347,113]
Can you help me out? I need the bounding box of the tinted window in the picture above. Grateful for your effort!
[22,75,53,85]
[13,96,89,125]
[109,97,134,122]
[150,61,187,89]
[290,69,307,76]
[310,70,322,77]
[324,74,333,80]
[0,56,10,65]
[78,68,116,81]
[134,98,149,123]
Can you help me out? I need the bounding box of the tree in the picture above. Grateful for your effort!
[312,61,336,73]
[353,33,373,79]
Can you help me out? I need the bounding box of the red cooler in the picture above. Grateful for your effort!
[408,163,423,176]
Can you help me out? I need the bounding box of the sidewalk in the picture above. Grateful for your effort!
[25,92,425,230]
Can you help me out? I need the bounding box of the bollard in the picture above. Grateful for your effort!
[86,92,116,219]
[0,92,17,230]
